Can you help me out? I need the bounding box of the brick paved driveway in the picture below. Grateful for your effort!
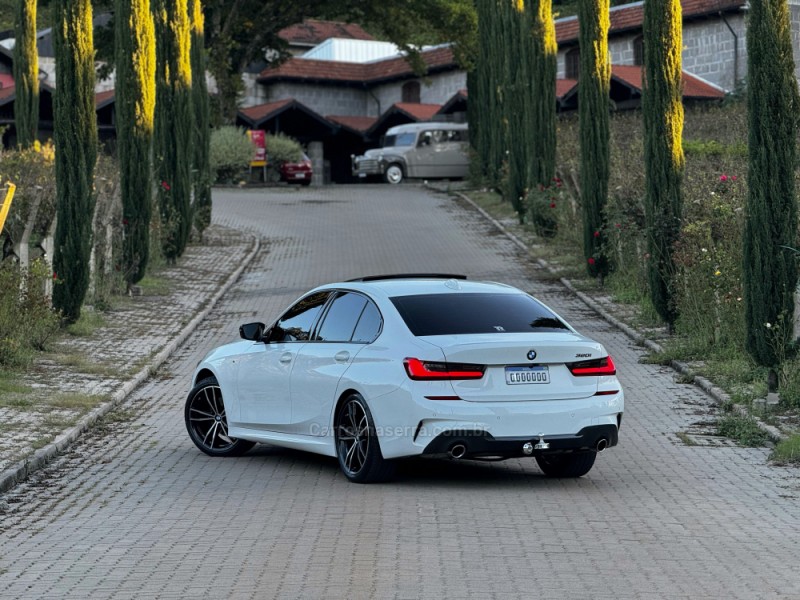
[1,185,799,599]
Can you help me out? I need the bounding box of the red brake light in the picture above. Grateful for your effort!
[568,355,616,376]
[404,358,485,380]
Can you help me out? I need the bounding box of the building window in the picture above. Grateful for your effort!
[402,81,421,103]
[633,35,644,66]
[565,48,580,79]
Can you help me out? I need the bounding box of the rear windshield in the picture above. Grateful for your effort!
[390,293,569,336]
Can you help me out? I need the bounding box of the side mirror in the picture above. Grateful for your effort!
[239,322,265,341]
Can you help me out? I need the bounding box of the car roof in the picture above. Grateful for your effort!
[314,277,520,300]
[385,122,468,135]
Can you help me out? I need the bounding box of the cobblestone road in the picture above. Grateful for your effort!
[1,185,799,599]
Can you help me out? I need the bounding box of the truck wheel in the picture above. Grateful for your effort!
[384,164,404,184]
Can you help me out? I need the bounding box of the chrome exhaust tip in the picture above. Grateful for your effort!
[596,438,608,453]
[449,443,467,459]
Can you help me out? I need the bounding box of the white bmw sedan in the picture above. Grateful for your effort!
[185,275,624,483]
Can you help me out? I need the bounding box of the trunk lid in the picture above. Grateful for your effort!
[422,332,604,402]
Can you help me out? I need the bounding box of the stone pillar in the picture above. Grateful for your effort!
[308,141,324,186]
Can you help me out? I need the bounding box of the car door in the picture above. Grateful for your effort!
[409,129,438,179]
[236,291,330,431]
[290,292,377,436]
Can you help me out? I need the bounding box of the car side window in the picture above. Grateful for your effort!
[316,293,368,342]
[273,292,330,342]
[351,301,382,343]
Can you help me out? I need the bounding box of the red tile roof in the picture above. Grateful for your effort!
[556,0,746,44]
[279,19,374,47]
[238,98,295,123]
[556,78,578,99]
[259,46,457,85]
[95,89,115,107]
[0,84,14,103]
[392,102,442,121]
[326,115,377,133]
[611,64,724,98]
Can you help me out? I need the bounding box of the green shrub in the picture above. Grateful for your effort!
[266,132,303,165]
[0,259,60,367]
[209,126,254,183]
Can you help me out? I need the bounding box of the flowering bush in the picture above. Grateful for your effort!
[527,177,569,238]
[672,173,746,348]
[209,127,255,183]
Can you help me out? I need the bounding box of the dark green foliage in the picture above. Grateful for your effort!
[190,0,212,238]
[502,1,531,220]
[12,0,39,148]
[52,0,97,324]
[577,0,610,279]
[115,0,155,285]
[743,0,799,368]
[153,0,193,261]
[471,0,505,187]
[528,0,557,188]
[642,0,684,328]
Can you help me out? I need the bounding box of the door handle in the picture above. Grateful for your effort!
[334,351,351,363]
[279,352,293,364]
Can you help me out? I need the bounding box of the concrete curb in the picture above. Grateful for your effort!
[0,236,261,494]
[452,190,786,443]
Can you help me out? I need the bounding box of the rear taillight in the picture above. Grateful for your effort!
[404,358,485,380]
[568,355,616,376]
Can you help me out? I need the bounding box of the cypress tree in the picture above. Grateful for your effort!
[526,0,557,233]
[115,0,156,285]
[153,0,193,261]
[642,0,684,329]
[52,0,97,323]
[578,0,610,280]
[528,0,556,187]
[503,0,530,220]
[190,0,212,238]
[13,0,39,148]
[743,0,798,375]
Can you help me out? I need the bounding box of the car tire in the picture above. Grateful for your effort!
[185,377,255,457]
[384,163,404,184]
[535,451,596,478]
[335,393,396,483]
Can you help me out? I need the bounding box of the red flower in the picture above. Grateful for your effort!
[549,202,556,208]
[719,174,728,182]
[161,181,171,191]
[122,218,129,225]
[52,272,57,280]
[732,175,737,181]
[593,231,600,238]
[615,223,621,228]
[587,258,596,266]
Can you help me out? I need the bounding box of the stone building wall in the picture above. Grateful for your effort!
[556,11,747,92]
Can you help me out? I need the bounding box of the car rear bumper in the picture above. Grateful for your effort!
[370,386,624,459]
[421,424,619,459]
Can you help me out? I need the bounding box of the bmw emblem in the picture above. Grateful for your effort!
[527,350,537,361]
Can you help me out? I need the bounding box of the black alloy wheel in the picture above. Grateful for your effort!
[185,378,255,457]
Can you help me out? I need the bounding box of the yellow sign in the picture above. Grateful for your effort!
[0,182,15,232]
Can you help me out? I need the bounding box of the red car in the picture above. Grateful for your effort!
[280,153,313,186]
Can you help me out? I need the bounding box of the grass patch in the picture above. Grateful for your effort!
[0,375,32,396]
[675,431,697,446]
[137,275,171,296]
[717,413,770,447]
[31,436,52,450]
[770,435,800,465]
[46,392,108,411]
[66,310,107,337]
[52,352,120,378]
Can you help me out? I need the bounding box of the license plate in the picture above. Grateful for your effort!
[505,366,550,385]
[294,173,306,179]
[358,173,367,178]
